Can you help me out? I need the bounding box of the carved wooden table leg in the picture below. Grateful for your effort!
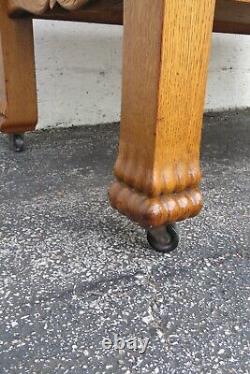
[109,0,216,252]
[0,0,37,151]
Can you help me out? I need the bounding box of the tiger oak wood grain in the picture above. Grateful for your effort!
[0,0,37,134]
[109,0,216,228]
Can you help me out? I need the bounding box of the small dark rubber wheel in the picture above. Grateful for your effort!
[9,134,25,152]
[147,224,179,253]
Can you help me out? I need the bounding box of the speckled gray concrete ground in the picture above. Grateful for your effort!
[0,112,249,374]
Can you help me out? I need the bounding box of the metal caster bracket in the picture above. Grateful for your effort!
[9,134,25,152]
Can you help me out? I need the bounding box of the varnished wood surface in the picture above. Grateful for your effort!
[0,0,37,133]
[3,0,250,230]
[8,0,250,35]
[109,0,216,228]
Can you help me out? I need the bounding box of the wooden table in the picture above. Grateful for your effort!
[1,0,249,252]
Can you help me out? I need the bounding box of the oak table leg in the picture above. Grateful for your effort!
[0,0,37,151]
[109,0,216,251]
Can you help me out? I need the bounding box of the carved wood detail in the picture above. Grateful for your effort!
[109,0,216,229]
[8,0,90,15]
[109,182,203,228]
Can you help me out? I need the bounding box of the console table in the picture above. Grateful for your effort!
[1,0,249,252]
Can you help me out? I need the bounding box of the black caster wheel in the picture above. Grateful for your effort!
[9,134,25,152]
[147,223,179,253]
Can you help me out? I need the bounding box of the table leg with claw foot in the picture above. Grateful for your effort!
[109,0,216,253]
